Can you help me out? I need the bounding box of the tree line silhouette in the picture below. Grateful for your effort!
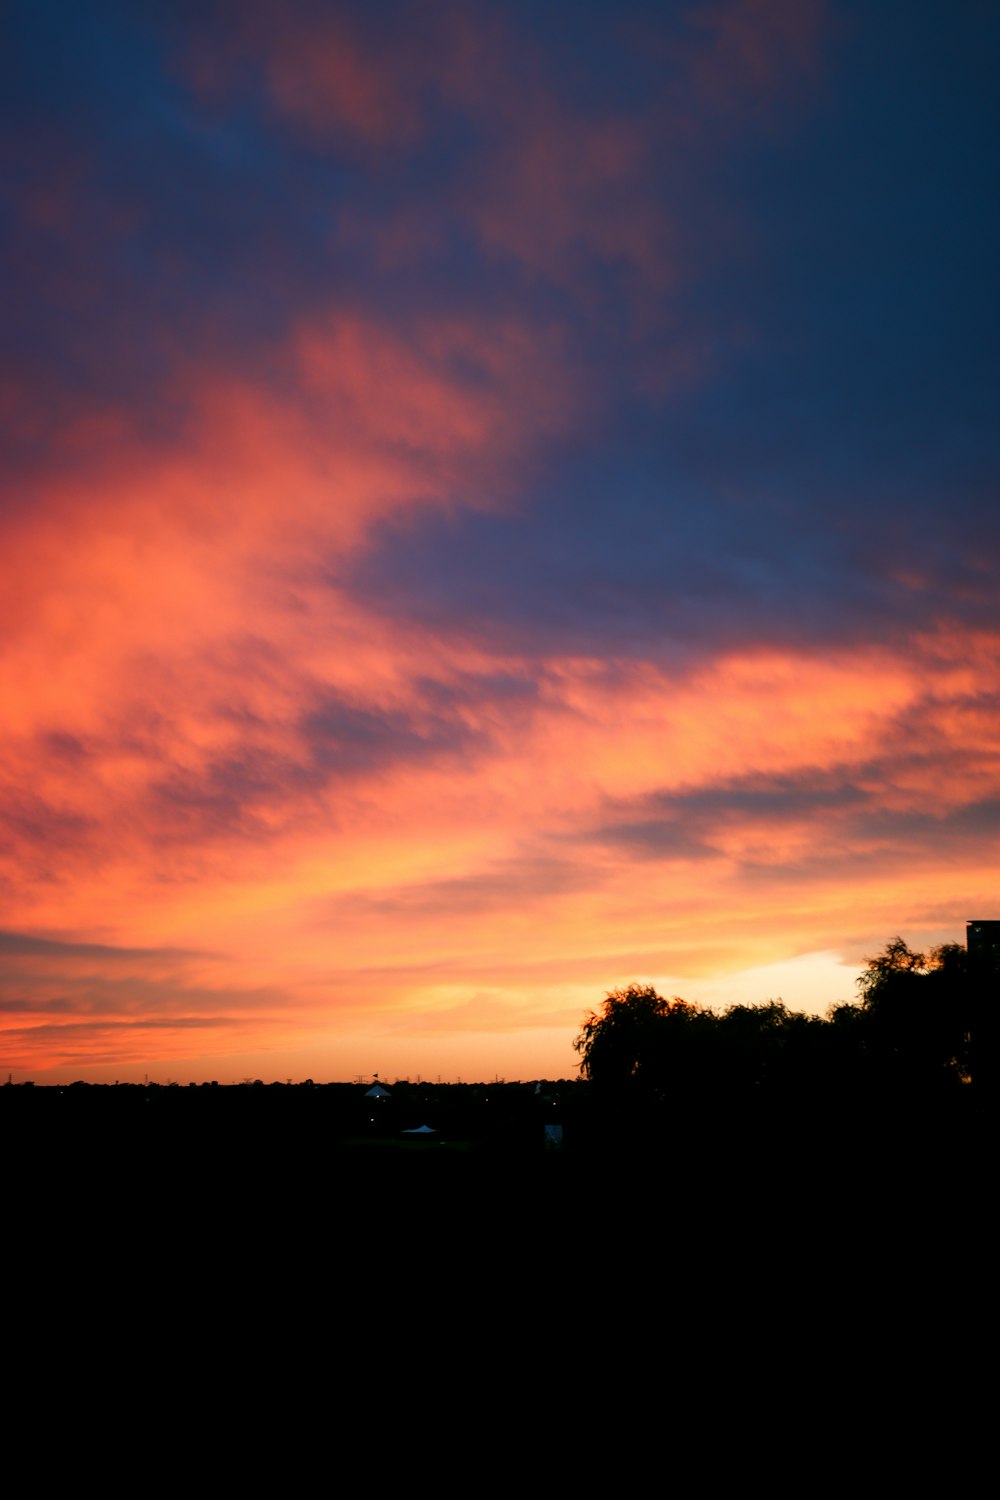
[4,934,993,1169]
[571,936,995,1151]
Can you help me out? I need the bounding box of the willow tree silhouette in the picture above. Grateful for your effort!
[848,937,976,1093]
[572,983,719,1119]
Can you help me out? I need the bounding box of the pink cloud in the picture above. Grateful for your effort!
[183,1,827,302]
[684,0,829,108]
[184,1,429,146]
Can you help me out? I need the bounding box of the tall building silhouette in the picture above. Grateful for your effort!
[966,920,1000,957]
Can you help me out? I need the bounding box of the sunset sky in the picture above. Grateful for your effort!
[2,0,998,1083]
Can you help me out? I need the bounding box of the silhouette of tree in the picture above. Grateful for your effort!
[717,1000,827,1097]
[926,942,977,1086]
[856,936,927,1001]
[854,936,972,1091]
[573,983,704,1096]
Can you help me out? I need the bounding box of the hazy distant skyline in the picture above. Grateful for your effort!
[2,0,998,1082]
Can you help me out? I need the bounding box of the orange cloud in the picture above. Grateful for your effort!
[8,521,998,1079]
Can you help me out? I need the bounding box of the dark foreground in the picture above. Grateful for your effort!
[7,1077,989,1260]
[5,1078,990,1467]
